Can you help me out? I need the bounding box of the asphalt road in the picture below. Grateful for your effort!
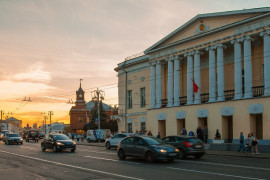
[0,140,269,180]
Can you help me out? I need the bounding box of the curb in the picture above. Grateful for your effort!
[206,152,270,159]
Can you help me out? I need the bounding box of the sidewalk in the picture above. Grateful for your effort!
[75,141,270,159]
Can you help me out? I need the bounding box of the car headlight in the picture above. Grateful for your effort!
[154,148,167,153]
[73,142,76,145]
[175,148,180,152]
[56,142,63,145]
[20,138,23,141]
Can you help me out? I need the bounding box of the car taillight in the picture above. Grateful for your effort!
[182,142,192,147]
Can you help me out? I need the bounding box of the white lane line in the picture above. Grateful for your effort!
[80,150,116,155]
[181,160,270,171]
[0,150,143,180]
[21,147,38,150]
[167,167,265,180]
[84,156,141,165]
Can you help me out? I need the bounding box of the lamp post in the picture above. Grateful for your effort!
[91,88,105,130]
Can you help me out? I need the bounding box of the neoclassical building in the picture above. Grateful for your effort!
[114,8,270,144]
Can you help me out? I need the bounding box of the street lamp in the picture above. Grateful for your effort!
[91,88,105,129]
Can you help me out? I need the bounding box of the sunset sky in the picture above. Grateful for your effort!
[0,0,269,127]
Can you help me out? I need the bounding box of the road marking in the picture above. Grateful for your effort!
[21,147,38,150]
[181,160,270,171]
[0,150,143,180]
[84,156,141,165]
[81,150,116,155]
[167,167,266,180]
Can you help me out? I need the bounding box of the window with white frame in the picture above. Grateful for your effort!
[127,90,132,109]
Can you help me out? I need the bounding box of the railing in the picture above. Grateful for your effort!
[159,86,264,107]
[252,86,264,97]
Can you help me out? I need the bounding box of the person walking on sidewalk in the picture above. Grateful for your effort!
[237,132,246,153]
[246,133,252,153]
[251,132,260,154]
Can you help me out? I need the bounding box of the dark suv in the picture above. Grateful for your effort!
[41,133,76,152]
[162,136,205,159]
[26,129,39,142]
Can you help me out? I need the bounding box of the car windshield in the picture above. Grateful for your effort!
[144,137,166,145]
[53,134,70,140]
[9,134,20,137]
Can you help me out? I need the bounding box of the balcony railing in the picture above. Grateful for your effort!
[160,86,264,108]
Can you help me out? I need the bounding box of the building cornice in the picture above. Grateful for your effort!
[145,8,270,53]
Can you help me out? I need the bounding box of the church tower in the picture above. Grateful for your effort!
[75,80,86,106]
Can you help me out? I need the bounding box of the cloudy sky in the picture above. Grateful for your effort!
[0,0,269,127]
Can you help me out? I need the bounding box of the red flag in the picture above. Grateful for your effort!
[192,79,199,93]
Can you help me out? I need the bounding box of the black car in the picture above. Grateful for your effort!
[26,129,39,142]
[4,133,23,145]
[41,133,76,152]
[162,136,205,159]
[117,136,179,163]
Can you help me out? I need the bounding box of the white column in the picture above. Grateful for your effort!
[156,61,162,108]
[260,30,270,96]
[243,36,253,99]
[207,46,216,102]
[231,38,243,99]
[173,56,180,106]
[167,57,174,107]
[194,50,201,104]
[186,52,194,104]
[150,62,156,109]
[217,44,225,101]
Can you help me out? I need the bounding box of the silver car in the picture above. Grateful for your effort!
[4,133,23,145]
[105,133,135,149]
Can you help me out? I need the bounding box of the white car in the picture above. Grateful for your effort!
[105,133,134,149]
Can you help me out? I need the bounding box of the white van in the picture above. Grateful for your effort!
[87,129,111,142]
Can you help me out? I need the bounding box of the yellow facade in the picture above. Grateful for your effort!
[115,8,270,145]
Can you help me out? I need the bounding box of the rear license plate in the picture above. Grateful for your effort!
[169,153,177,156]
[195,145,202,148]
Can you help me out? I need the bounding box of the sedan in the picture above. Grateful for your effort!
[4,133,23,145]
[117,136,179,163]
[105,133,134,149]
[41,133,76,152]
[162,136,205,159]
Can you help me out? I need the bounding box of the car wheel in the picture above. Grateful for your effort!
[21,142,23,145]
[4,141,7,145]
[178,150,186,159]
[7,141,10,145]
[41,144,46,152]
[145,152,154,163]
[106,142,111,149]
[71,149,75,153]
[194,154,203,159]
[118,149,126,160]
[53,145,57,152]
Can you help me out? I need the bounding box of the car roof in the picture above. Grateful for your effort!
[8,133,19,135]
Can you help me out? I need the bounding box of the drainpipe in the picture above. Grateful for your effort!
[122,62,128,133]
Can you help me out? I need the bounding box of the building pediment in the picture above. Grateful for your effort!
[145,8,270,54]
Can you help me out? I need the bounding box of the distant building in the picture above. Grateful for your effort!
[33,123,37,130]
[2,117,23,133]
[69,82,118,133]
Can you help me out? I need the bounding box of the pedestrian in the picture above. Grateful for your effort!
[157,132,161,139]
[251,132,260,154]
[215,129,221,139]
[81,134,84,142]
[147,130,153,136]
[203,126,208,143]
[181,128,187,136]
[196,127,203,141]
[72,133,75,141]
[246,133,252,153]
[77,134,81,142]
[237,132,246,153]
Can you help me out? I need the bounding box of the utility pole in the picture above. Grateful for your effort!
[0,110,4,132]
[48,111,53,133]
[91,88,105,130]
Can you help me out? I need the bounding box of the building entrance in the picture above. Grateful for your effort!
[222,116,233,143]
[177,119,185,135]
[198,118,207,128]
[250,114,263,139]
[158,120,166,139]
